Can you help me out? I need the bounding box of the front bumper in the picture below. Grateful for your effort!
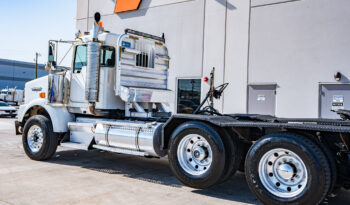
[15,120,22,135]
[0,110,17,116]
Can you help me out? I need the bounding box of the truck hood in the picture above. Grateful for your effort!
[25,76,49,104]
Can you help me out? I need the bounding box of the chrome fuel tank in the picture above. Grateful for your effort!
[94,121,164,157]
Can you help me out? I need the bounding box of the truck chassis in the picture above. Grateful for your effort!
[17,99,350,205]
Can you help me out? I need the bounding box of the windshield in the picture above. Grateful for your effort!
[1,91,8,95]
[0,102,8,106]
[73,45,116,73]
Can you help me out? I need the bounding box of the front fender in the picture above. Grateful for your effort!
[18,99,74,133]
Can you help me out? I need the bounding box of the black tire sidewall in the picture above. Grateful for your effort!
[22,115,55,161]
[246,135,329,205]
[168,122,226,189]
[217,128,242,183]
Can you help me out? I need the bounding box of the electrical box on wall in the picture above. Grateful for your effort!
[248,84,277,116]
[319,84,350,119]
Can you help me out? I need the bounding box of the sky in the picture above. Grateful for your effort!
[0,0,77,65]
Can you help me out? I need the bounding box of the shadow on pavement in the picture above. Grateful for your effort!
[47,149,350,205]
[50,149,182,188]
[192,174,261,205]
[48,149,259,204]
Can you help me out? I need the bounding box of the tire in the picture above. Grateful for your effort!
[245,132,331,205]
[217,128,242,183]
[22,115,58,161]
[294,131,337,197]
[238,140,252,172]
[311,137,337,197]
[318,143,337,197]
[168,121,226,189]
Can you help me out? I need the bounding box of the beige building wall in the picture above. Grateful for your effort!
[76,0,350,118]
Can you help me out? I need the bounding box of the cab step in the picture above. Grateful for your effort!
[60,142,90,151]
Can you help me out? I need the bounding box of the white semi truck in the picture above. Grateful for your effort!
[16,13,350,205]
[0,88,24,105]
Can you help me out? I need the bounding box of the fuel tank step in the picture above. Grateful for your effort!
[92,145,146,156]
[61,142,90,151]
[92,145,147,157]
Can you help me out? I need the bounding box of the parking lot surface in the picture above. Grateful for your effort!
[0,118,349,205]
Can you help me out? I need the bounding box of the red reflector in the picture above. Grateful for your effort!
[203,77,209,82]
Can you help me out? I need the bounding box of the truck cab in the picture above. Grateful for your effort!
[0,89,8,101]
[17,13,173,157]
[0,88,24,105]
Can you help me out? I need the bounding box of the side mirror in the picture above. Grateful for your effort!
[48,43,57,68]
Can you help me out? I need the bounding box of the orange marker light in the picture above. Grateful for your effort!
[99,21,103,28]
[39,92,46,98]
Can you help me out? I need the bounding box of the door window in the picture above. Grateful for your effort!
[177,79,201,114]
[74,45,87,73]
[100,46,115,67]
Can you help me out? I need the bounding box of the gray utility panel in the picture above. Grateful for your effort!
[248,85,276,116]
[320,84,350,119]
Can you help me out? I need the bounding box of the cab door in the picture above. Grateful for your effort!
[70,45,88,103]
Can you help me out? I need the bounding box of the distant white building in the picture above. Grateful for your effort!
[0,58,47,90]
[76,0,350,118]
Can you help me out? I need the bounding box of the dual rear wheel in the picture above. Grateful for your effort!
[169,123,333,205]
[245,133,332,205]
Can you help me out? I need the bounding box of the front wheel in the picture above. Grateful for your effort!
[245,133,331,205]
[22,115,58,161]
[168,121,226,189]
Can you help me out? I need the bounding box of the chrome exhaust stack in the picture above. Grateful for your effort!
[85,13,102,113]
[85,41,100,103]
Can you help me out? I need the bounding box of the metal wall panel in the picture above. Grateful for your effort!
[223,0,250,114]
[249,0,350,118]
[251,0,299,7]
[76,0,89,20]
[78,0,206,113]
[248,85,276,116]
[320,84,350,119]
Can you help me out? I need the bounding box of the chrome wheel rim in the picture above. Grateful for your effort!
[27,125,44,153]
[177,134,213,176]
[259,148,308,198]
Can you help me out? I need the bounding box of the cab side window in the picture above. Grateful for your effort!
[100,46,115,67]
[74,45,87,73]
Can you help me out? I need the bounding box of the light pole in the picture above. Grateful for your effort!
[34,52,41,79]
